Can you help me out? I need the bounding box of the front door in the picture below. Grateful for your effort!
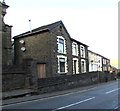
[73,60,77,74]
[37,64,46,78]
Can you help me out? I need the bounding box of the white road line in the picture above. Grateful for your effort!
[52,97,95,111]
[105,88,120,94]
[114,106,119,109]
[2,87,97,107]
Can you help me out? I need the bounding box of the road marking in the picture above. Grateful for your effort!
[52,97,95,111]
[2,81,118,107]
[114,106,119,109]
[105,88,120,94]
[2,87,97,107]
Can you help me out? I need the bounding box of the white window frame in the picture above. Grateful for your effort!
[57,36,66,54]
[72,42,78,56]
[57,55,68,73]
[73,58,79,74]
[103,59,106,64]
[80,45,85,58]
[81,59,86,73]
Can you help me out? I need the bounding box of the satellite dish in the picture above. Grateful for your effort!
[21,47,26,52]
[19,40,25,44]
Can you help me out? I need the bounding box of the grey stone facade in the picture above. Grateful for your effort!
[14,21,89,78]
[0,2,13,66]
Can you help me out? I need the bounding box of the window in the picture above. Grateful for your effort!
[72,42,78,56]
[80,45,85,58]
[57,36,66,54]
[103,66,107,71]
[58,39,64,53]
[59,58,65,72]
[57,55,68,73]
[103,59,106,64]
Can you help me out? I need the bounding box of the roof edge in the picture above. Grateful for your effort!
[13,21,62,39]
[88,50,110,60]
[13,28,49,39]
[71,38,89,47]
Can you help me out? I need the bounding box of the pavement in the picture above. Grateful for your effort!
[2,80,119,110]
[2,89,35,99]
[2,80,117,106]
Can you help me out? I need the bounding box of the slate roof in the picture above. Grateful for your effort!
[13,21,63,39]
[13,20,88,46]
[88,50,110,60]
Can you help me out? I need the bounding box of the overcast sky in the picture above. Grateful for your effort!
[2,0,119,68]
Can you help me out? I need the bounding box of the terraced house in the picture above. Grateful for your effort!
[14,21,89,78]
[88,50,110,72]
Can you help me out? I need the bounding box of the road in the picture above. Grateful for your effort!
[2,80,120,110]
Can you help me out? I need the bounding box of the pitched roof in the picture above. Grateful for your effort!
[70,38,88,47]
[13,21,62,39]
[88,50,110,60]
[13,20,88,46]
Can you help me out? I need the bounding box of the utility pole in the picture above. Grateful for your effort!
[29,20,32,32]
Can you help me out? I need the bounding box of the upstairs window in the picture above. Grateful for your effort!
[72,42,78,56]
[103,59,106,64]
[80,45,85,58]
[58,39,64,53]
[57,36,66,54]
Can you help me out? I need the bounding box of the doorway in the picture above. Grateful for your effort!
[73,60,77,74]
[37,64,46,78]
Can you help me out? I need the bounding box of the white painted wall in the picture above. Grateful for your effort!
[88,51,102,72]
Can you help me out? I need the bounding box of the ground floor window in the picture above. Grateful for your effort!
[59,58,65,72]
[103,66,107,71]
[57,55,68,73]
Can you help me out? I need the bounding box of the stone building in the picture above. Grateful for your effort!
[0,1,13,66]
[88,50,110,72]
[14,21,89,78]
[102,56,110,71]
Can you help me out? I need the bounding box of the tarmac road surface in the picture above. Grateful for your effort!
[2,80,120,111]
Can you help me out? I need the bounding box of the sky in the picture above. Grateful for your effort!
[2,0,119,68]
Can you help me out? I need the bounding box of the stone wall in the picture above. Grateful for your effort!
[2,62,32,92]
[2,71,25,92]
[37,71,116,94]
[2,59,116,94]
[14,31,53,77]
